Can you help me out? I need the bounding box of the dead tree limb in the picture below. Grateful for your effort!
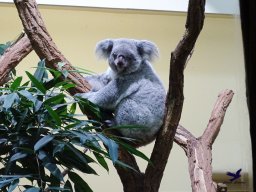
[174,90,234,192]
[13,0,91,95]
[0,33,32,85]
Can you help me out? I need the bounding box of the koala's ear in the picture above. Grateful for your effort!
[95,39,114,59]
[136,40,159,61]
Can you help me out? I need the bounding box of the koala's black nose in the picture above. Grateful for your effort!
[118,55,125,60]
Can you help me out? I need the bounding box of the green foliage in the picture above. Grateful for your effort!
[0,60,122,191]
[0,41,12,56]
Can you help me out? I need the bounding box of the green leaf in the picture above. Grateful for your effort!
[0,43,11,55]
[0,178,14,189]
[77,97,102,121]
[24,187,41,192]
[33,60,48,82]
[97,134,118,163]
[69,103,76,114]
[34,135,54,151]
[119,141,151,163]
[64,180,73,192]
[65,143,88,164]
[44,94,65,105]
[9,152,28,162]
[115,160,138,172]
[18,90,36,104]
[25,71,46,94]
[10,76,22,91]
[3,93,19,110]
[47,186,70,191]
[45,105,62,126]
[38,150,63,181]
[68,172,93,192]
[93,152,109,172]
[7,179,19,192]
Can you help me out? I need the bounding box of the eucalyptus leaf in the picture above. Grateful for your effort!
[18,90,36,104]
[10,77,22,91]
[3,93,19,110]
[68,172,93,192]
[9,152,28,162]
[33,60,47,82]
[34,135,54,151]
[25,71,46,94]
[93,152,109,172]
[7,179,19,192]
[38,150,63,181]
[45,105,62,126]
[24,187,41,192]
[64,180,73,192]
[97,133,118,163]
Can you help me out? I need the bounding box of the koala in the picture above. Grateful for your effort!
[79,38,166,146]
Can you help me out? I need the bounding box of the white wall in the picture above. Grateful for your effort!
[0,0,240,14]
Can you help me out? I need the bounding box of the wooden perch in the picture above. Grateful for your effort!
[14,0,91,94]
[0,33,32,85]
[174,90,234,192]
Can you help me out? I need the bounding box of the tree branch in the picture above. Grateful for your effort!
[174,90,234,192]
[143,0,206,191]
[174,124,195,153]
[13,0,91,95]
[0,33,32,86]
[201,89,234,145]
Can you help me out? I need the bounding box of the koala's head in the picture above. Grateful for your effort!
[95,39,159,75]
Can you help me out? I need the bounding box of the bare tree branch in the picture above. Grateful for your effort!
[174,125,195,153]
[174,90,234,192]
[143,0,206,191]
[0,33,32,85]
[13,0,91,95]
[201,89,234,145]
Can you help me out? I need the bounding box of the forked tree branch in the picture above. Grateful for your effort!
[14,0,91,95]
[0,33,32,85]
[174,90,234,192]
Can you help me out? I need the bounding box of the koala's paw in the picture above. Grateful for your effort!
[74,92,91,100]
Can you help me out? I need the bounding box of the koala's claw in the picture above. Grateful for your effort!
[104,120,114,127]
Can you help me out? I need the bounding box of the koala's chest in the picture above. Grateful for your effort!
[115,78,153,99]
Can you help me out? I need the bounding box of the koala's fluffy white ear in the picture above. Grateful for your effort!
[95,39,114,59]
[136,40,159,61]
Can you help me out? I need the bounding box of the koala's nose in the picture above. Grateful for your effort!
[118,55,125,60]
[116,55,125,67]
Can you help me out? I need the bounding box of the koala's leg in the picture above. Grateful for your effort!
[114,99,158,143]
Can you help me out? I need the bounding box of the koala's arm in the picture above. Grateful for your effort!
[80,79,140,110]
[84,69,112,92]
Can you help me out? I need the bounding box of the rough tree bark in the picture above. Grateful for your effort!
[14,0,91,95]
[0,0,233,191]
[0,33,32,85]
[175,90,234,192]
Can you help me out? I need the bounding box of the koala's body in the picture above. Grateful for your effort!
[80,39,166,146]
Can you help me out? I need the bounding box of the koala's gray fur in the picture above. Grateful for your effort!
[79,38,166,146]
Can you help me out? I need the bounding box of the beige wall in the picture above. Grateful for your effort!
[0,3,252,192]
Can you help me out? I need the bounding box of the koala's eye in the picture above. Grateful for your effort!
[112,53,117,59]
